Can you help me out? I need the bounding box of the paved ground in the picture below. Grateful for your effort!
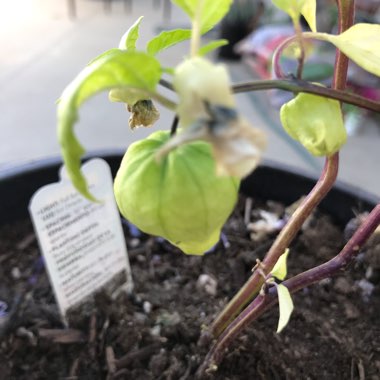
[1,0,379,197]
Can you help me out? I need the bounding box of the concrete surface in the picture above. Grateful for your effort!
[0,0,379,197]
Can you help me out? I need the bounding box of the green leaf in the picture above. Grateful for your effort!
[324,23,380,77]
[271,248,290,281]
[271,0,316,32]
[276,284,294,333]
[272,0,300,19]
[280,92,347,156]
[171,0,196,18]
[199,39,228,56]
[118,16,144,50]
[86,48,120,66]
[301,0,316,32]
[108,87,147,105]
[200,0,233,32]
[146,29,192,55]
[172,0,233,32]
[58,50,162,200]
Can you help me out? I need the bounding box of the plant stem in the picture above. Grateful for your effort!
[332,0,355,90]
[170,115,179,136]
[209,0,355,341]
[198,204,380,375]
[159,79,380,113]
[232,80,380,113]
[293,19,306,79]
[190,0,203,57]
[209,154,339,337]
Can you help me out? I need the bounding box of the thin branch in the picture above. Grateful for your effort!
[232,80,380,113]
[170,115,179,136]
[210,154,339,337]
[159,78,174,91]
[198,204,380,375]
[333,0,355,90]
[293,20,306,79]
[201,0,357,369]
[159,79,380,113]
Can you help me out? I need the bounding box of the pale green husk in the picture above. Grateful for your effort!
[114,130,240,255]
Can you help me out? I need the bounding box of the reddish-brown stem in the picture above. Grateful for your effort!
[271,33,307,80]
[209,0,356,341]
[272,35,292,79]
[160,77,380,113]
[198,204,380,374]
[210,155,339,337]
[333,0,355,90]
[294,21,305,79]
[232,79,380,112]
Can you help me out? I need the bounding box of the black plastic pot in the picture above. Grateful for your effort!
[0,151,378,226]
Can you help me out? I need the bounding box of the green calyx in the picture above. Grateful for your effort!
[114,130,240,255]
[280,92,347,156]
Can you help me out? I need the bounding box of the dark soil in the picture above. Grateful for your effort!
[0,196,379,380]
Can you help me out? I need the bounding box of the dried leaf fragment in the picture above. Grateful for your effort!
[127,99,160,129]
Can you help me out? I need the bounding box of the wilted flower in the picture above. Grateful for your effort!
[173,57,236,127]
[158,56,266,178]
[109,88,160,129]
[127,99,160,129]
[156,103,266,178]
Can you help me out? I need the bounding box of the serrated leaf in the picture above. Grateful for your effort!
[147,29,192,55]
[280,92,347,156]
[199,39,228,56]
[58,50,161,200]
[118,16,144,50]
[325,23,380,77]
[172,0,232,32]
[271,248,290,281]
[272,0,316,32]
[276,284,294,333]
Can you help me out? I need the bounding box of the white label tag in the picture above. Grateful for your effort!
[29,158,133,319]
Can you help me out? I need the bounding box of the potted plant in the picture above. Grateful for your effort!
[1,0,380,378]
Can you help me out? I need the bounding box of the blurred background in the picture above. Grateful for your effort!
[0,0,379,196]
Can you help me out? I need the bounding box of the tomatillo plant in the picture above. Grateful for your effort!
[58,0,380,376]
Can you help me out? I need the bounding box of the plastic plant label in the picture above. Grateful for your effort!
[29,158,133,320]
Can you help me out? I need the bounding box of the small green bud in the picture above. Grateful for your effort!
[280,93,347,156]
[114,130,239,255]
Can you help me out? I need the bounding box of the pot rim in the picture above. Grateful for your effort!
[0,150,378,225]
